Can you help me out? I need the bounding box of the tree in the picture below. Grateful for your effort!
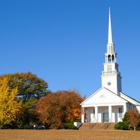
[36,92,64,129]
[0,72,49,128]
[14,98,39,129]
[36,90,84,129]
[0,77,22,128]
[0,72,48,101]
[61,91,85,122]
[122,112,129,122]
[127,109,140,130]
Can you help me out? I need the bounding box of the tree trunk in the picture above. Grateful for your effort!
[133,125,136,131]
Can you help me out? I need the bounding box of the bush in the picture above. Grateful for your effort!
[123,121,130,130]
[114,121,130,130]
[114,122,124,130]
[63,122,78,130]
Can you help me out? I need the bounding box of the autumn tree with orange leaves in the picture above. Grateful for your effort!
[127,109,140,130]
[36,90,85,129]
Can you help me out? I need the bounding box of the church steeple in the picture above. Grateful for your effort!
[108,7,113,44]
[101,8,122,95]
[105,8,117,63]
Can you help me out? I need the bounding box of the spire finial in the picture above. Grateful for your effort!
[108,7,113,44]
[109,7,110,13]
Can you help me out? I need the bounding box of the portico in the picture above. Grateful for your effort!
[81,103,127,123]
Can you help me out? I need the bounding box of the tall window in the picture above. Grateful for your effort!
[93,109,95,118]
[119,108,123,117]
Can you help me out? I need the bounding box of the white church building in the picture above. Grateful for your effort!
[80,9,140,123]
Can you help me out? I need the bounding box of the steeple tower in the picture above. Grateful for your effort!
[101,8,122,95]
[105,7,117,63]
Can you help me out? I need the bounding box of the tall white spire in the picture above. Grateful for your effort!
[105,7,116,63]
[108,7,113,44]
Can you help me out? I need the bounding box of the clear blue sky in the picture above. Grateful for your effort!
[0,0,140,101]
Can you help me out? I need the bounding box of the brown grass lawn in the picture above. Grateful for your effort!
[0,130,140,140]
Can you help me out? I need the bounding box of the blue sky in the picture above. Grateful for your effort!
[0,0,140,101]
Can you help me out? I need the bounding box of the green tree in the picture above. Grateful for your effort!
[0,77,22,128]
[122,112,129,122]
[0,72,48,101]
[14,98,39,129]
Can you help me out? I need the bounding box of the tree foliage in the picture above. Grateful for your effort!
[0,72,49,128]
[0,72,48,101]
[122,112,129,122]
[114,121,130,130]
[0,77,22,128]
[36,90,84,129]
[13,98,39,129]
[127,109,140,130]
[61,91,85,122]
[115,109,140,130]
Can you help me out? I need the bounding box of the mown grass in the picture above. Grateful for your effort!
[0,130,140,140]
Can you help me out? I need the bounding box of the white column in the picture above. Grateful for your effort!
[95,106,98,122]
[81,107,84,123]
[108,106,112,122]
[123,104,127,116]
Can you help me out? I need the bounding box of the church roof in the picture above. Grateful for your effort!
[81,87,140,107]
[81,87,128,107]
[120,92,140,105]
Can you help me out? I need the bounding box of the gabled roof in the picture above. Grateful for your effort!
[120,92,140,106]
[81,87,128,107]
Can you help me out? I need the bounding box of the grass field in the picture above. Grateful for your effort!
[0,130,140,140]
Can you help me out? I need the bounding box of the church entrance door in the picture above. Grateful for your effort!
[103,112,109,122]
